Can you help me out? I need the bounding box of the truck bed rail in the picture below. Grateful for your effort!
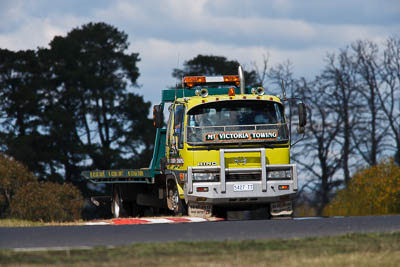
[81,128,166,184]
[81,169,155,184]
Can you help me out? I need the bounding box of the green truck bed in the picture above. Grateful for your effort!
[81,128,166,184]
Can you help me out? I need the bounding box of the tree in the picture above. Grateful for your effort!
[116,93,156,168]
[0,49,41,137]
[0,49,55,178]
[323,159,400,216]
[172,55,258,87]
[320,49,363,185]
[0,23,154,193]
[292,38,399,214]
[38,22,154,187]
[379,37,400,165]
[11,181,84,222]
[0,154,36,217]
[294,78,343,215]
[268,60,296,97]
[351,40,388,166]
[251,54,270,88]
[45,22,140,172]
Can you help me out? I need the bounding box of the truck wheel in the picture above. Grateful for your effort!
[168,184,187,216]
[111,185,126,218]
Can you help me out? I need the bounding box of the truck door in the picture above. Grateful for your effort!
[174,104,185,149]
[167,104,185,168]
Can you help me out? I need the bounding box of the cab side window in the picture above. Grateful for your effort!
[174,105,185,149]
[166,105,174,147]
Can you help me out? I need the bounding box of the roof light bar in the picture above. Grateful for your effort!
[183,75,240,88]
[224,75,240,82]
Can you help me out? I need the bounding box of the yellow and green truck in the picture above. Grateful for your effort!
[82,66,307,218]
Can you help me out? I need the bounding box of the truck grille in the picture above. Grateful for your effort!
[216,173,261,182]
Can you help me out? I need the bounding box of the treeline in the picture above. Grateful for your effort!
[0,22,155,195]
[280,38,400,215]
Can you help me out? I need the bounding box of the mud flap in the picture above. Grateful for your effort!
[270,200,293,217]
[188,203,213,218]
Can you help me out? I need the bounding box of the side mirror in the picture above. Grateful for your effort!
[153,104,163,128]
[298,103,307,127]
[297,103,307,134]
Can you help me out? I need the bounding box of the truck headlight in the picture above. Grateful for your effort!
[267,170,292,180]
[193,173,217,182]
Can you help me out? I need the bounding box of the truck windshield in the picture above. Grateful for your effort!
[186,100,289,145]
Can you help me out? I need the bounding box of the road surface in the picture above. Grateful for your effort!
[1,215,400,250]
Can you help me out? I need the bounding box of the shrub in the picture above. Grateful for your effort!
[11,182,84,222]
[323,160,400,216]
[0,154,37,217]
[294,203,317,217]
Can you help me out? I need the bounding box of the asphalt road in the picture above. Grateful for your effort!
[1,215,400,250]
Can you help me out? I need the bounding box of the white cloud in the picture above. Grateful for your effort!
[0,18,60,50]
[131,37,329,104]
[89,0,398,51]
[0,1,89,51]
[0,0,399,105]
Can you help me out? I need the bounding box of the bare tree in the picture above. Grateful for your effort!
[294,77,343,215]
[379,37,400,163]
[320,49,363,185]
[351,40,388,166]
[251,53,270,87]
[268,60,295,97]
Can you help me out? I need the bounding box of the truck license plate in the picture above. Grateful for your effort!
[233,184,254,192]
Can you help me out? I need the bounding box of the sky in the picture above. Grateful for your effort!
[1,0,399,105]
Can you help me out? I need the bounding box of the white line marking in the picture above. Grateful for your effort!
[294,217,324,220]
[185,217,208,222]
[85,222,110,225]
[143,219,173,224]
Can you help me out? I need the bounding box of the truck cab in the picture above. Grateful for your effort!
[162,71,306,218]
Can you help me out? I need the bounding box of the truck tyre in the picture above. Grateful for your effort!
[111,185,126,218]
[168,183,187,216]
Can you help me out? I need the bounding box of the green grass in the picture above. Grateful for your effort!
[1,232,400,266]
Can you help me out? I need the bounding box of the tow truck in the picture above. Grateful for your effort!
[82,66,307,218]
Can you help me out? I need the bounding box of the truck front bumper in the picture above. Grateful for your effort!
[184,148,298,207]
[185,179,297,206]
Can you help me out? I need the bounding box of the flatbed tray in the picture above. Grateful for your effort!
[81,169,157,184]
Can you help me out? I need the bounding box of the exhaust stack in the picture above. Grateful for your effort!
[238,65,245,94]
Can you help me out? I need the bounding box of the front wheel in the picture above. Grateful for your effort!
[111,185,126,218]
[168,183,187,216]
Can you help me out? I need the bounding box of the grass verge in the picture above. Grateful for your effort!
[1,232,400,266]
[0,219,85,227]
[0,219,46,227]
